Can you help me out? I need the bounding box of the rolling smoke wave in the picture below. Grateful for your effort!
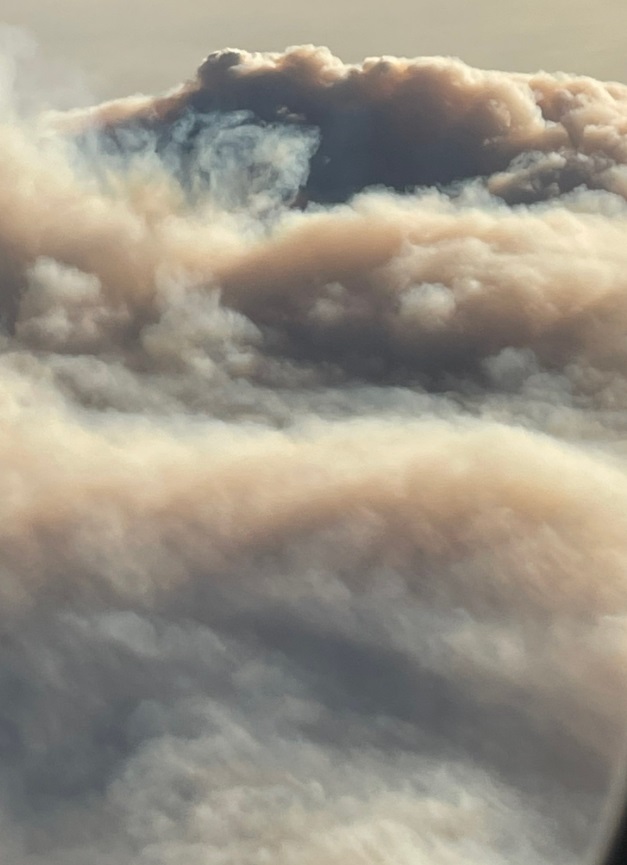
[2,39,627,864]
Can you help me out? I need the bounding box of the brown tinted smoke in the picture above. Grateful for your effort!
[2,40,627,865]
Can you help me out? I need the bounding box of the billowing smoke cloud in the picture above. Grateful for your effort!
[1,35,627,865]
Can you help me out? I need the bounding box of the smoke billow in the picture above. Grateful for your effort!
[2,35,627,864]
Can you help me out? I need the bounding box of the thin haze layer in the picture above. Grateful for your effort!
[2,41,627,865]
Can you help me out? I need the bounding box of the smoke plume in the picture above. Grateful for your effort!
[2,36,627,864]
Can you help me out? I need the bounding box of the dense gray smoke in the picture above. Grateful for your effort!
[2,36,627,864]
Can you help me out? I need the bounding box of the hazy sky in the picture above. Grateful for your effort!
[2,0,627,100]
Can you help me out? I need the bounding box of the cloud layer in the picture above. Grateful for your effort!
[1,40,627,864]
